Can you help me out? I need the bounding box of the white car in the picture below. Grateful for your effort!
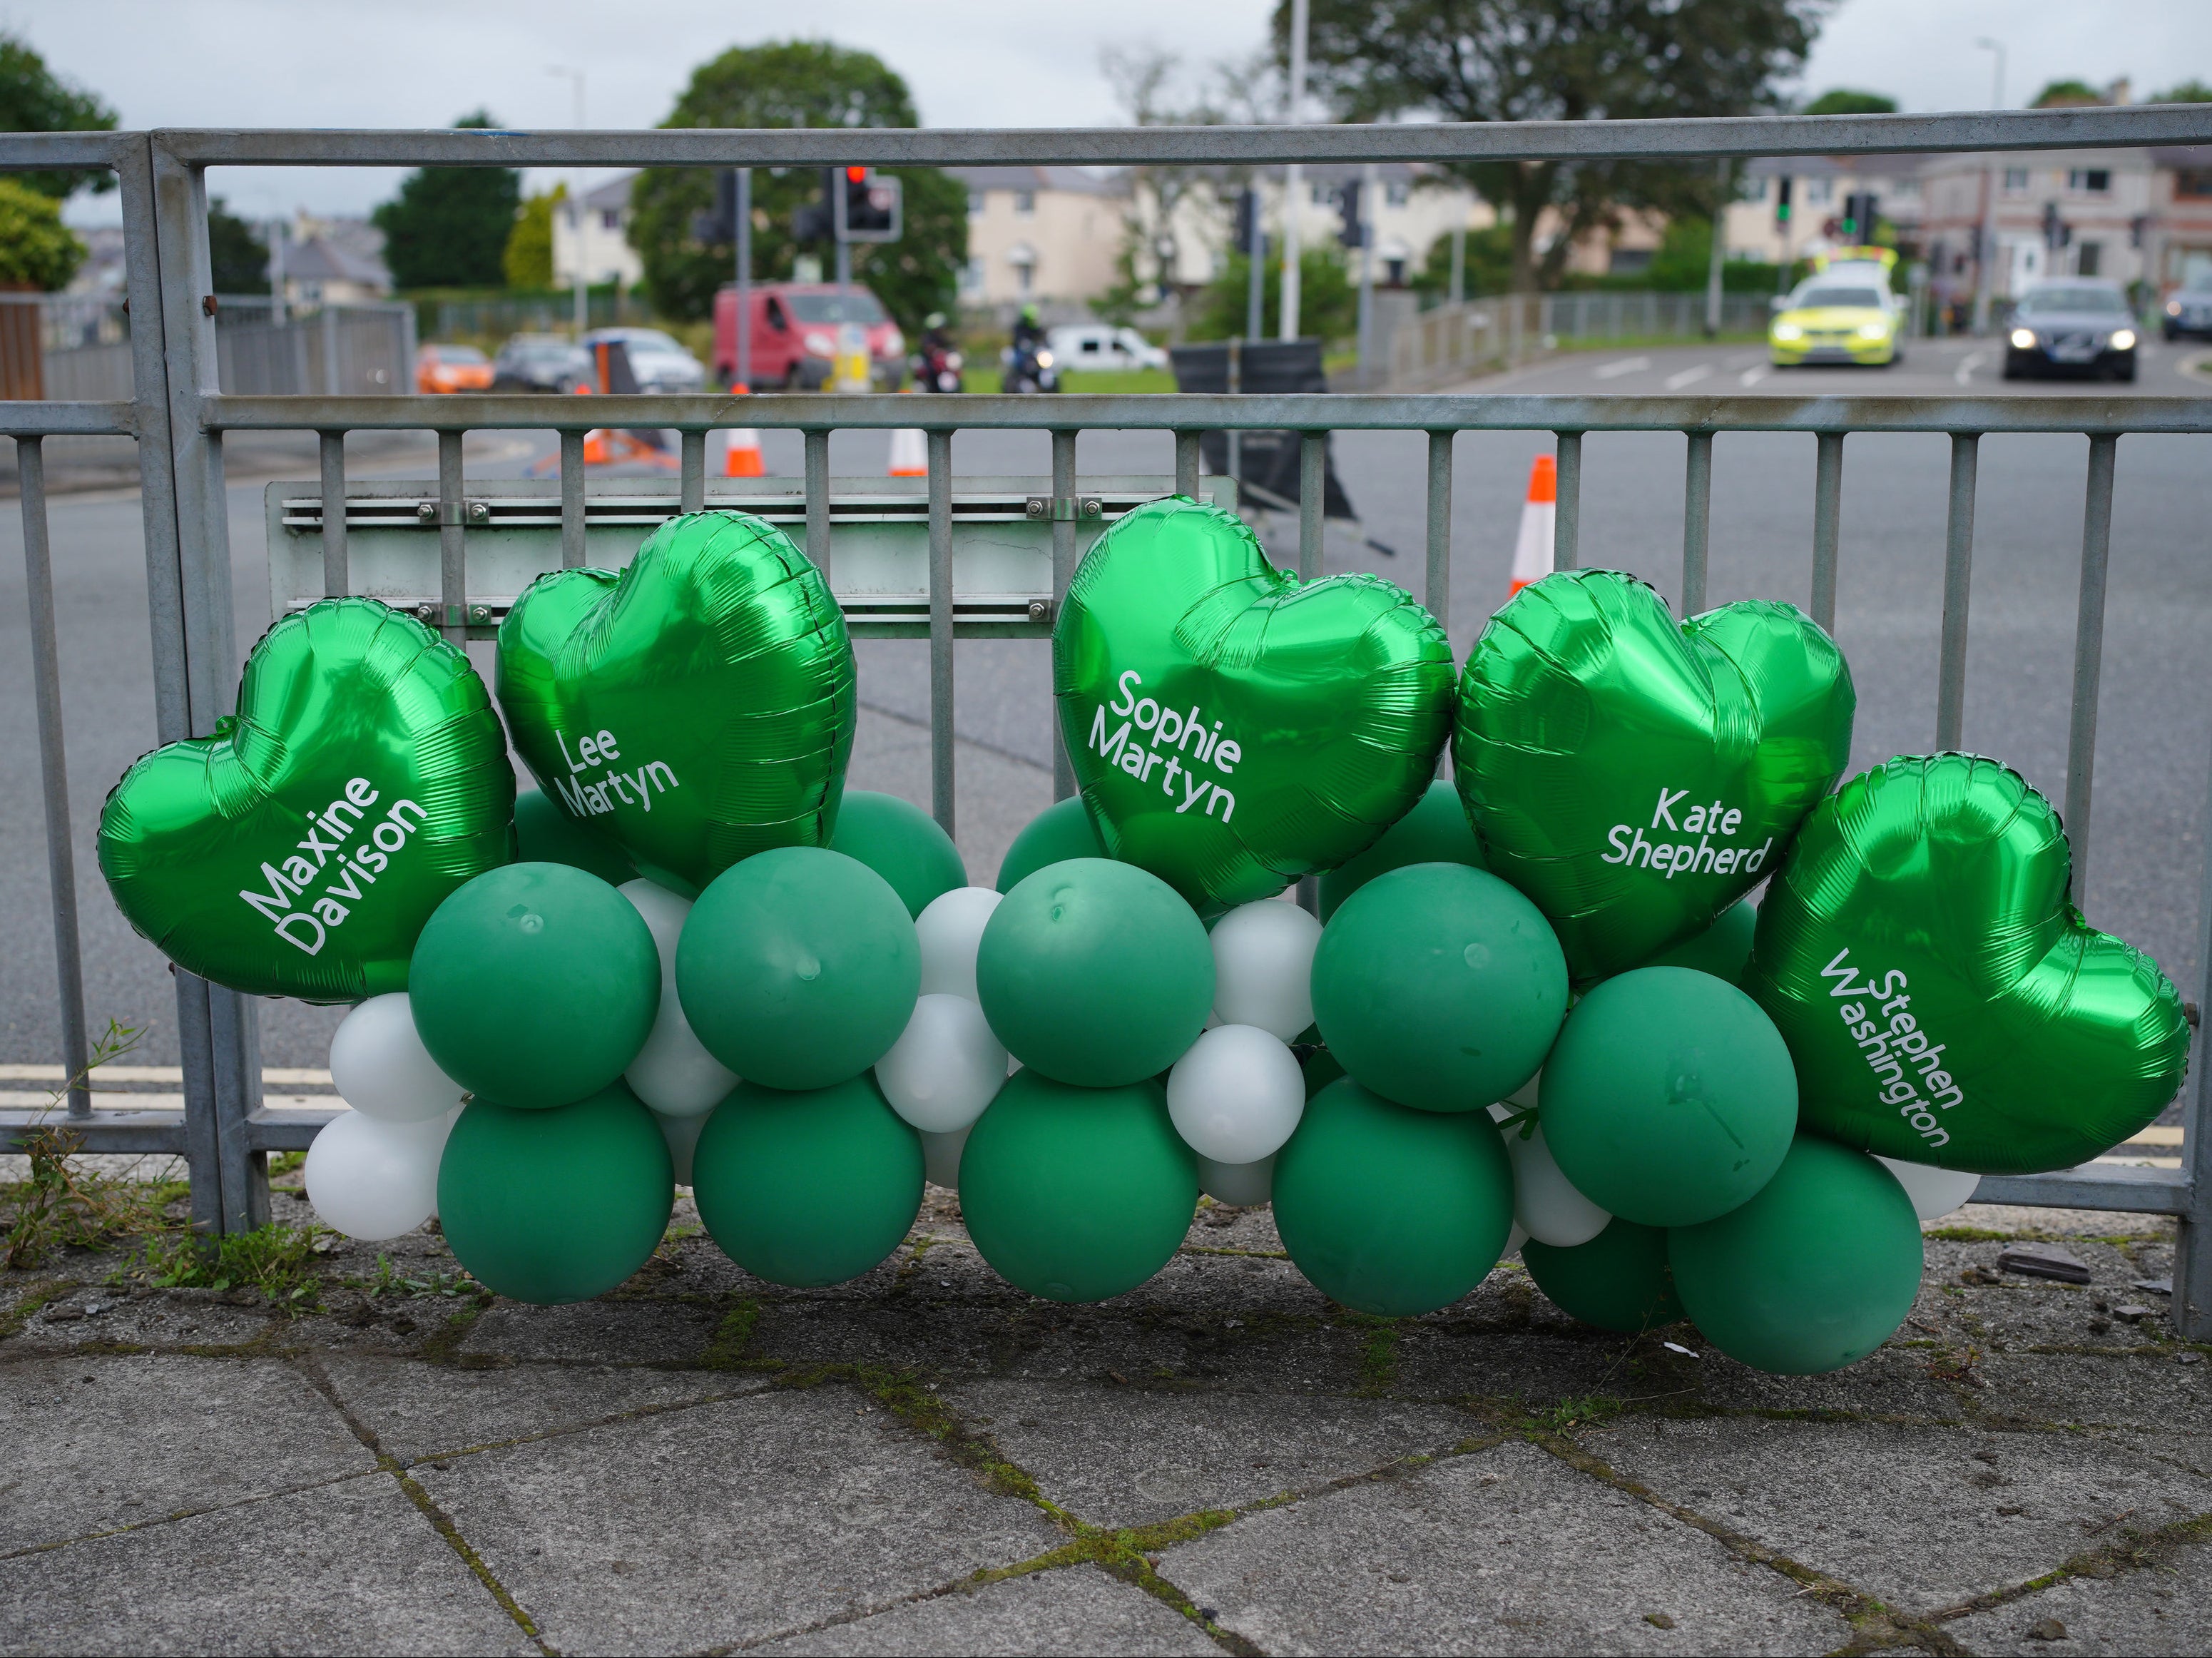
[1046,324,1168,373]
[579,327,708,393]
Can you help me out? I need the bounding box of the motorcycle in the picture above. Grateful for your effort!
[1001,340,1061,394]
[914,342,964,393]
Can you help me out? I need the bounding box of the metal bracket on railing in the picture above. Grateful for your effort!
[1026,495,1103,522]
[410,600,496,629]
[414,499,490,526]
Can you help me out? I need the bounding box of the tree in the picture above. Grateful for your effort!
[370,111,521,290]
[505,188,559,290]
[1286,0,1828,292]
[1802,88,1897,116]
[0,31,116,199]
[208,198,267,293]
[2030,80,2104,108]
[2149,80,2212,104]
[626,42,965,332]
[0,178,83,289]
[1188,247,1357,342]
[1410,223,1514,300]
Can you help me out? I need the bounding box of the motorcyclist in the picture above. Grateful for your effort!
[1011,303,1046,352]
[922,312,956,355]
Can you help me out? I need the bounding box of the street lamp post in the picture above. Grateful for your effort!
[1280,0,1308,341]
[1972,38,2006,335]
[548,66,588,340]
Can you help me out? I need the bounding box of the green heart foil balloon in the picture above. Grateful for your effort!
[97,599,514,1002]
[1054,496,1454,907]
[1453,569,1855,983]
[497,509,856,895]
[1744,754,2188,1174]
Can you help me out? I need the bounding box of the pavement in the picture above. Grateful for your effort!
[1,1181,2206,1655]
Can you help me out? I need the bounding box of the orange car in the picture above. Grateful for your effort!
[415,343,494,393]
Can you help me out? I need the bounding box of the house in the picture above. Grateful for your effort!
[552,173,646,291]
[947,166,1124,308]
[1727,156,1931,270]
[275,217,392,305]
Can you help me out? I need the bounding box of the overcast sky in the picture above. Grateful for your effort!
[21,0,2212,226]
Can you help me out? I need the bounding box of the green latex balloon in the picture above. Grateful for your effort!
[437,1084,674,1304]
[515,786,635,885]
[1638,899,1758,985]
[690,1075,923,1287]
[1056,496,1454,908]
[1540,966,1797,1228]
[976,858,1213,1087]
[676,846,919,1091]
[496,510,855,896]
[1745,755,2189,1175]
[959,1070,1197,1302]
[409,863,661,1109]
[1318,779,1487,921]
[96,599,514,1002]
[996,795,1107,893]
[1522,1219,1684,1334]
[1310,863,1568,1114]
[1669,1135,1923,1375]
[1273,1077,1515,1317]
[1454,570,1854,985]
[829,789,967,918]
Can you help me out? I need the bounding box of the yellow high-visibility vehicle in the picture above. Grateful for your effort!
[1768,271,1902,368]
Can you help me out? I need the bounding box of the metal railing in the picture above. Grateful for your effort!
[4,108,2210,1338]
[1392,290,1776,387]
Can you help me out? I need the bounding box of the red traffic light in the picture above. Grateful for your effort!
[845,166,868,183]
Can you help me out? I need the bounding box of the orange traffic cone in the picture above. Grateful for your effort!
[1507,454,1556,597]
[719,427,765,477]
[582,429,613,464]
[887,424,927,478]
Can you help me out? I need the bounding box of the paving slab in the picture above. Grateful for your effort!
[1393,1326,1676,1405]
[1590,1415,2212,1613]
[0,1353,373,1552]
[410,1383,1061,1652]
[1161,1438,1852,1655]
[317,1353,768,1464]
[949,1378,1479,1526]
[1692,1344,1970,1421]
[0,1475,533,1657]
[459,1297,725,1365]
[1945,1533,2212,1654]
[750,1564,1219,1656]
[10,1287,275,1352]
[982,1298,1372,1392]
[1972,1351,2212,1432]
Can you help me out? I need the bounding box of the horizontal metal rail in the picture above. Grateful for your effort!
[0,401,140,438]
[198,391,2211,437]
[146,103,2212,168]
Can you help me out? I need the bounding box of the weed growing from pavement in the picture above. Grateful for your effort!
[1536,1393,1626,1433]
[2,1020,191,1270]
[123,1222,332,1313]
[350,1253,475,1301]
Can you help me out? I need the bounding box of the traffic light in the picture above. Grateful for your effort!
[1840,191,1879,241]
[1234,187,1261,258]
[1775,176,1793,226]
[837,166,902,243]
[2042,200,2070,251]
[690,169,741,243]
[1336,178,1367,249]
[793,168,835,243]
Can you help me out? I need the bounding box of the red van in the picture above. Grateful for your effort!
[713,283,907,390]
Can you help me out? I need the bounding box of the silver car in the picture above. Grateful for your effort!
[579,327,708,393]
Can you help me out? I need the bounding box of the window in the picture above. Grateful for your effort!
[1384,180,1409,207]
[967,190,986,218]
[1890,176,1920,198]
[959,255,985,293]
[2178,170,2212,200]
[1805,178,1834,205]
[1742,176,1769,200]
[2004,167,2030,192]
[1312,181,1331,205]
[600,209,620,231]
[1012,190,1036,216]
[1015,263,1034,295]
[2069,168,2112,193]
[2077,240,2102,276]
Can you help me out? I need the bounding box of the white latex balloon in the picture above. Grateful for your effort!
[653,1107,710,1186]
[304,1109,447,1240]
[1209,900,1322,1041]
[626,999,738,1118]
[619,878,692,983]
[1503,1119,1612,1248]
[1504,1221,1529,1258]
[329,993,463,1124]
[1167,1024,1305,1164]
[915,885,1002,1002]
[875,993,1009,1133]
[1875,1155,1983,1222]
[1196,1153,1274,1207]
[920,1125,969,1190]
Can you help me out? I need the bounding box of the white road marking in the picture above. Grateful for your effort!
[1954,351,1986,386]
[1593,355,1652,380]
[1738,365,1770,387]
[1663,363,1716,390]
